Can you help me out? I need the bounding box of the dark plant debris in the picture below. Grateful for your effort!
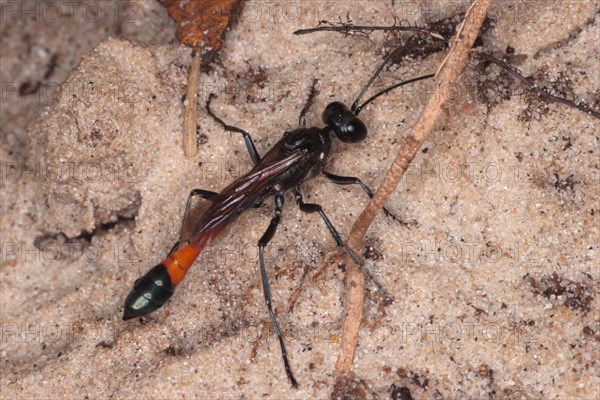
[524,272,594,314]
[390,384,413,400]
[332,374,368,400]
[476,52,600,120]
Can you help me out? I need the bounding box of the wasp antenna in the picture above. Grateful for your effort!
[351,46,404,113]
[354,73,435,115]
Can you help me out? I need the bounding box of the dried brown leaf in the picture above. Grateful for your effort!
[160,0,245,52]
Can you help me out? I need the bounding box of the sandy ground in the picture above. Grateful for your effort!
[1,0,599,399]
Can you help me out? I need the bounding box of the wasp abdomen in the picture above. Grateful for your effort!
[123,263,175,320]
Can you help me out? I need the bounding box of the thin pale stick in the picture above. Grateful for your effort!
[183,47,201,157]
[334,0,494,377]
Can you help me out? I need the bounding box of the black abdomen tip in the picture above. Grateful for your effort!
[123,264,175,320]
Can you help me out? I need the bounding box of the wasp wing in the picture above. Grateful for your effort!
[179,149,305,246]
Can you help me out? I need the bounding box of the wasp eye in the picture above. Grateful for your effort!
[322,102,367,143]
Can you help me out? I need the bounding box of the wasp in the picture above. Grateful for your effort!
[122,47,433,386]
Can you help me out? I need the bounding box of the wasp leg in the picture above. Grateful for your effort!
[293,187,391,301]
[181,188,218,226]
[298,78,319,127]
[322,171,408,225]
[167,241,180,256]
[206,93,261,165]
[257,193,298,388]
[189,188,218,200]
[171,188,220,254]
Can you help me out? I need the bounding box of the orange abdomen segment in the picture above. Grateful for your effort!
[162,229,219,285]
[163,243,202,285]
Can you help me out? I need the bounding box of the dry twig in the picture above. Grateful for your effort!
[334,0,494,379]
[294,23,445,40]
[159,0,246,156]
[183,48,202,156]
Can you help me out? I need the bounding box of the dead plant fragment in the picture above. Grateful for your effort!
[159,0,246,156]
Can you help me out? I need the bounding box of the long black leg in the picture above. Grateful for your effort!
[170,188,220,255]
[293,188,391,300]
[206,93,261,165]
[323,171,375,196]
[183,189,218,220]
[167,241,180,256]
[322,171,407,225]
[298,79,319,127]
[189,188,218,200]
[257,193,298,387]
